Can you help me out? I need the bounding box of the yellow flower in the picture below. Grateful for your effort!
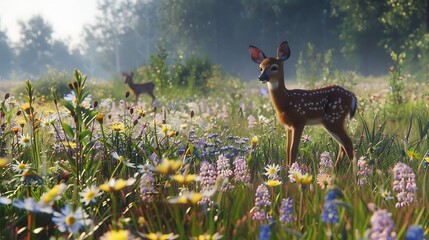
[100,229,134,240]
[294,172,313,186]
[171,174,200,185]
[160,124,171,134]
[142,232,179,240]
[168,191,204,205]
[0,157,10,168]
[40,183,67,204]
[406,150,421,161]
[251,136,259,145]
[155,159,182,175]
[191,233,223,240]
[61,141,77,149]
[110,121,125,132]
[264,179,282,187]
[425,157,429,163]
[99,178,136,192]
[96,113,104,124]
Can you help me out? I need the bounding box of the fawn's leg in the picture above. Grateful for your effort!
[289,124,305,167]
[323,123,353,168]
[286,127,293,167]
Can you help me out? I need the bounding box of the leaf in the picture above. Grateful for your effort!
[79,129,92,142]
[60,99,74,113]
[61,122,74,139]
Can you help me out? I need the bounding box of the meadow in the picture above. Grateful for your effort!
[0,67,428,240]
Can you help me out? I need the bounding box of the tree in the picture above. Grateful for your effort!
[0,21,14,79]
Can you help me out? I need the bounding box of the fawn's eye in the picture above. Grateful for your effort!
[259,67,263,72]
[271,66,278,71]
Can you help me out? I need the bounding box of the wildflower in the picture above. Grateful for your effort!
[319,151,333,174]
[191,232,223,240]
[406,150,421,161]
[321,189,342,224]
[110,121,125,132]
[0,157,10,168]
[252,184,271,221]
[140,168,156,202]
[100,229,135,240]
[279,198,294,223]
[216,155,233,191]
[264,163,281,180]
[258,224,271,240]
[264,179,282,187]
[99,178,136,192]
[95,113,104,124]
[155,159,182,175]
[10,160,29,173]
[171,173,200,185]
[392,162,417,208]
[12,197,53,214]
[405,225,425,240]
[288,162,304,183]
[21,169,43,185]
[247,115,256,128]
[79,185,103,205]
[369,206,396,240]
[357,156,372,186]
[61,141,77,149]
[0,196,12,205]
[293,172,313,190]
[233,156,250,184]
[52,204,92,234]
[250,136,258,148]
[199,161,218,205]
[380,189,394,201]
[112,152,136,168]
[19,133,31,147]
[424,155,429,168]
[64,91,92,107]
[39,183,67,205]
[142,232,179,240]
[316,173,332,189]
[167,190,214,205]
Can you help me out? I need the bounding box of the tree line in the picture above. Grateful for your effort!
[0,0,428,80]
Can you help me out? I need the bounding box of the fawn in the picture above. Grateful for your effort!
[122,72,155,104]
[249,41,357,168]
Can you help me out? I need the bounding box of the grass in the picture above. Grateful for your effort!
[0,69,428,239]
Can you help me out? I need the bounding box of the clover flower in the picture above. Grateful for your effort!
[279,198,294,223]
[233,156,250,184]
[357,156,372,186]
[392,162,417,208]
[247,115,256,128]
[52,204,92,234]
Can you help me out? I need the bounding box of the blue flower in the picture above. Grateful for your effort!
[258,224,271,240]
[321,189,342,224]
[405,225,425,240]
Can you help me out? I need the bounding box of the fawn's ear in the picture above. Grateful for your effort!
[249,45,267,64]
[277,41,291,62]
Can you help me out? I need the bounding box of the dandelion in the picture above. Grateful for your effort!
[233,156,250,184]
[19,133,31,147]
[12,197,53,214]
[405,225,425,240]
[10,160,30,173]
[369,206,396,240]
[357,156,372,186]
[288,162,304,183]
[321,189,342,224]
[100,229,135,240]
[216,154,233,191]
[99,178,136,192]
[252,184,271,221]
[52,204,92,234]
[279,198,294,223]
[110,121,125,132]
[264,163,281,180]
[79,185,103,205]
[155,158,182,175]
[392,162,417,207]
[142,232,179,240]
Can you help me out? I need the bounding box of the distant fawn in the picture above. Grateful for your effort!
[122,72,156,104]
[249,41,357,168]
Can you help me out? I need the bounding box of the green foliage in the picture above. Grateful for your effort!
[29,69,73,98]
[387,51,405,106]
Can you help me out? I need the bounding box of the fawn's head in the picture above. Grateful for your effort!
[249,41,291,87]
[122,72,134,83]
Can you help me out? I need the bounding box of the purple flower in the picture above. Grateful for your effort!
[216,155,233,191]
[288,162,304,183]
[393,162,417,207]
[199,161,217,205]
[357,156,372,186]
[140,169,156,202]
[319,151,333,174]
[252,184,271,221]
[369,208,396,240]
[279,198,294,223]
[233,156,250,184]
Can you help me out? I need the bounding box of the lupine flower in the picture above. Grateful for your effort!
[100,229,135,240]
[99,178,136,192]
[288,162,304,183]
[191,232,223,240]
[279,198,294,223]
[318,151,333,174]
[216,155,233,191]
[19,133,31,147]
[52,204,92,234]
[12,197,53,214]
[140,169,156,202]
[252,184,271,221]
[199,161,218,205]
[405,225,425,240]
[233,156,250,184]
[142,232,179,240]
[258,224,271,240]
[321,189,342,224]
[357,156,372,186]
[369,206,396,240]
[79,185,103,205]
[264,164,281,180]
[392,162,417,208]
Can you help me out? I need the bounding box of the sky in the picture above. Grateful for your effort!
[0,0,98,47]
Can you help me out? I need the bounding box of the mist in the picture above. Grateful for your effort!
[0,0,427,81]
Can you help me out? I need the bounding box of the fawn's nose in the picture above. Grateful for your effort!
[258,71,269,82]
